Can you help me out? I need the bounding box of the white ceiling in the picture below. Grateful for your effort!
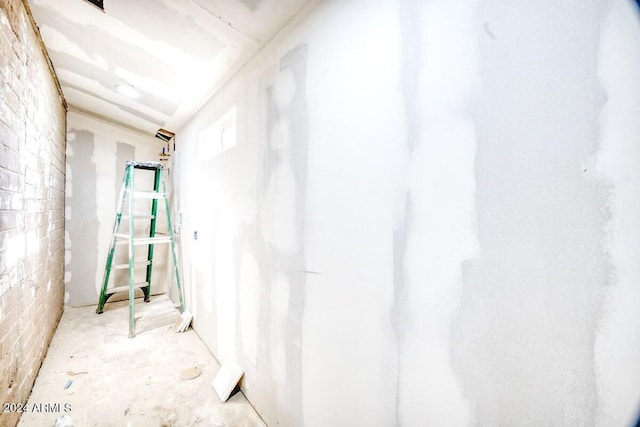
[28,0,312,135]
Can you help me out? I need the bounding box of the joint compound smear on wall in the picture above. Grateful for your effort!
[94,131,117,297]
[396,0,479,424]
[259,43,309,426]
[65,130,98,306]
[452,0,611,425]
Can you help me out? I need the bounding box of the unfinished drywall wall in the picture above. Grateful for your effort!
[451,0,610,424]
[0,1,66,426]
[65,111,170,307]
[174,0,640,425]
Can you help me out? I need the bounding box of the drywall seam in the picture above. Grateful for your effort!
[395,0,480,424]
[65,130,98,306]
[391,0,419,424]
[453,0,609,424]
[93,132,117,296]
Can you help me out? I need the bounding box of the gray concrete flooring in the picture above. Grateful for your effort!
[18,297,266,427]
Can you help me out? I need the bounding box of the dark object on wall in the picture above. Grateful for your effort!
[156,128,175,161]
[155,128,175,142]
[83,0,104,11]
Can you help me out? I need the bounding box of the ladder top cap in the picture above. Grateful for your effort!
[126,160,164,170]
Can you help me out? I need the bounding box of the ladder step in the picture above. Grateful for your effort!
[129,160,163,170]
[111,261,151,270]
[115,234,171,245]
[121,215,156,220]
[135,305,180,320]
[130,190,166,199]
[107,282,149,294]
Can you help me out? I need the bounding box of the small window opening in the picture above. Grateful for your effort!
[198,106,237,161]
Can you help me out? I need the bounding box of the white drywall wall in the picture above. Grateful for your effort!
[173,0,640,425]
[65,111,171,307]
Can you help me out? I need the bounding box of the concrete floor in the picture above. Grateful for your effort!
[18,297,266,427]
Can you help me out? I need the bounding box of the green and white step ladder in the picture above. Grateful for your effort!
[96,160,184,338]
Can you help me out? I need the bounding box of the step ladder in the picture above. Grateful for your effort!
[96,160,184,338]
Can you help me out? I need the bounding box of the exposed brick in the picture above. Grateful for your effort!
[0,229,18,253]
[0,143,20,173]
[0,209,20,231]
[0,0,66,421]
[4,86,19,115]
[0,167,23,192]
[0,119,18,151]
[0,189,21,210]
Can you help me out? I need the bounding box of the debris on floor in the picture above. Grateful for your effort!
[55,371,87,376]
[212,360,244,403]
[54,414,73,427]
[179,366,201,380]
[18,301,265,426]
[173,309,193,333]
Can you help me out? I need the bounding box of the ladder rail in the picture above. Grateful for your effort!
[143,168,161,303]
[96,173,128,314]
[128,165,136,338]
[162,173,185,313]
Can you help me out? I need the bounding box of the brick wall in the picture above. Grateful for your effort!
[0,0,66,425]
